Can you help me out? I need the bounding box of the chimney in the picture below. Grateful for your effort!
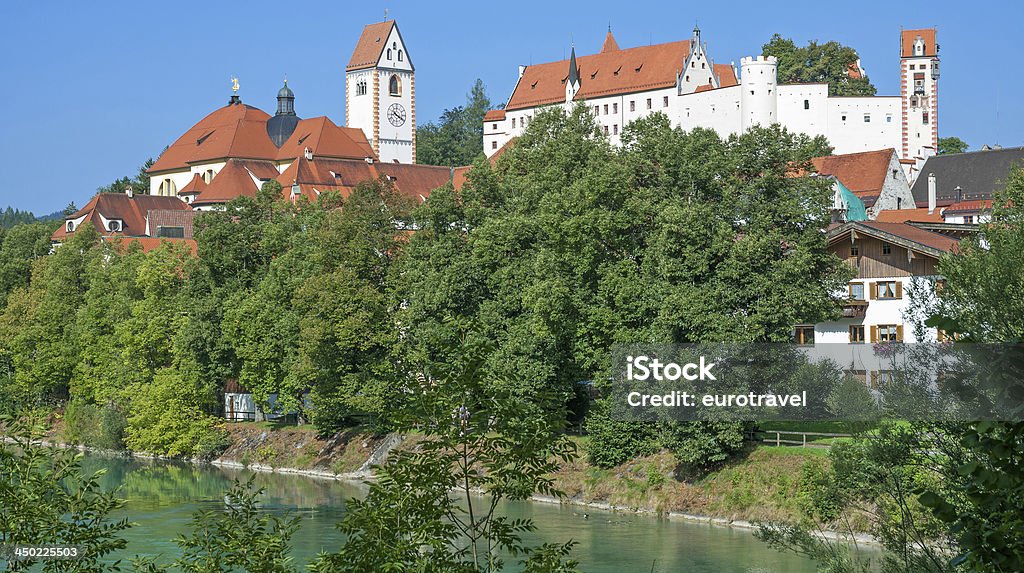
[955,186,963,204]
[927,173,936,214]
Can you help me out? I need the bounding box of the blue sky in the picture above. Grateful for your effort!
[2,0,1021,215]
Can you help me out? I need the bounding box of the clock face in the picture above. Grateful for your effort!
[388,103,407,127]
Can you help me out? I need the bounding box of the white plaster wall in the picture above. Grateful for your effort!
[866,153,916,217]
[677,85,741,137]
[826,97,901,155]
[777,84,829,138]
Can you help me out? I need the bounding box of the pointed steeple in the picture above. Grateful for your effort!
[601,27,619,53]
[568,46,580,87]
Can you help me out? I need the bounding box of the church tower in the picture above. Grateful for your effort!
[900,29,939,161]
[346,19,416,164]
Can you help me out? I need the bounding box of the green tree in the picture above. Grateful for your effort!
[0,207,39,228]
[416,79,493,166]
[97,159,154,195]
[762,34,877,96]
[311,332,578,573]
[0,221,58,303]
[0,414,132,572]
[937,136,968,155]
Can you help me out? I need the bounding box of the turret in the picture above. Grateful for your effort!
[740,56,778,130]
[566,46,580,103]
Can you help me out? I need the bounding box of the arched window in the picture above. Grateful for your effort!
[356,80,367,96]
[389,74,401,96]
[398,50,403,62]
[159,178,177,196]
[204,169,214,183]
[387,48,392,60]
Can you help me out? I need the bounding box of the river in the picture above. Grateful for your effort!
[81,455,819,572]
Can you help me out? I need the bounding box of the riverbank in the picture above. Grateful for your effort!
[39,419,874,543]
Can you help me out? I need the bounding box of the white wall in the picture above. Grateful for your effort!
[777,84,829,138]
[826,97,901,155]
[866,153,916,217]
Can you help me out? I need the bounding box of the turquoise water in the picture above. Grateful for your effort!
[82,456,819,572]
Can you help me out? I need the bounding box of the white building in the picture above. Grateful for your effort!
[484,27,940,178]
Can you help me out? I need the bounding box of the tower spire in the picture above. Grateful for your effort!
[568,45,579,87]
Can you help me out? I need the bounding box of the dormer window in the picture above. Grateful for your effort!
[914,38,925,56]
[66,221,75,233]
[203,169,214,183]
[107,220,122,233]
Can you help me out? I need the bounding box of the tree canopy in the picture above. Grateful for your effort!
[416,79,492,167]
[762,34,877,96]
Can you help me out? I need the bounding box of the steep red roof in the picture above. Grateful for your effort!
[275,117,375,161]
[506,40,692,111]
[178,173,207,196]
[901,29,938,58]
[52,193,191,242]
[812,149,896,206]
[347,21,395,71]
[192,159,260,206]
[149,104,279,173]
[600,31,620,53]
[714,63,738,87]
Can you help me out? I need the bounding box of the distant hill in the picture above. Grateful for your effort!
[0,207,40,229]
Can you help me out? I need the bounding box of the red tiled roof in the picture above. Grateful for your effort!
[847,61,863,80]
[451,166,471,191]
[601,31,620,53]
[859,221,959,253]
[149,104,279,173]
[235,159,281,179]
[108,237,198,256]
[147,209,196,239]
[347,21,395,71]
[694,83,714,93]
[506,40,692,111]
[192,159,260,206]
[812,149,896,206]
[51,193,191,241]
[943,200,992,214]
[178,173,207,196]
[901,29,937,58]
[484,109,506,121]
[873,208,944,223]
[275,155,451,204]
[714,63,738,87]
[274,116,375,161]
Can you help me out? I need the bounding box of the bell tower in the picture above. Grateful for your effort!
[900,29,939,161]
[346,19,416,163]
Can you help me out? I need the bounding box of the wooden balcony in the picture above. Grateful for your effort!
[841,299,869,318]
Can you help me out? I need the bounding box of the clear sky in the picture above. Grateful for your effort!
[2,0,1021,215]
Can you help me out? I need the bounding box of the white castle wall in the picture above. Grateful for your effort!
[740,56,778,130]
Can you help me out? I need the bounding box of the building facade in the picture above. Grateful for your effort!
[484,28,940,176]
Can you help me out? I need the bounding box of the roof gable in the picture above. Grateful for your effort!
[812,149,896,205]
[51,193,191,241]
[347,21,396,71]
[901,29,937,58]
[828,220,959,257]
[910,147,1024,204]
[275,116,376,161]
[192,159,261,206]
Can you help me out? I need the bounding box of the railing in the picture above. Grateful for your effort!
[746,429,855,448]
[841,299,869,318]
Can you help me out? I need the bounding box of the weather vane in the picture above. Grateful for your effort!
[231,76,240,94]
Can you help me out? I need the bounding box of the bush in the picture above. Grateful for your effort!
[63,399,127,450]
[662,421,748,474]
[584,401,659,468]
[124,368,227,457]
[796,461,844,522]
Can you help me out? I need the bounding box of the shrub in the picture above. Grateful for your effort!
[662,421,748,474]
[796,461,844,522]
[124,368,226,457]
[63,399,126,450]
[584,401,658,468]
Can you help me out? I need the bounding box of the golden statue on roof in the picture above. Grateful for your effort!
[231,77,240,93]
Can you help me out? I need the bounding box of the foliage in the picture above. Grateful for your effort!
[310,332,579,573]
[417,79,493,167]
[63,399,127,450]
[0,207,40,229]
[0,413,133,572]
[123,368,227,458]
[0,221,57,303]
[937,137,968,155]
[762,34,877,96]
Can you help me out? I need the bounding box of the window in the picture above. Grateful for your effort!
[603,125,609,135]
[646,98,652,110]
[886,115,892,123]
[841,114,847,121]
[864,113,871,123]
[848,282,865,301]
[793,326,815,345]
[663,96,669,107]
[850,243,860,257]
[156,226,185,239]
[594,105,600,116]
[685,75,690,82]
[873,325,902,343]
[964,215,975,224]
[873,281,902,300]
[701,62,706,69]
[909,64,916,70]
[849,325,866,344]
[922,111,929,124]
[630,100,635,112]
[356,80,367,96]
[803,99,809,110]
[492,141,498,150]
[398,50,403,62]
[613,124,619,135]
[158,178,176,196]
[603,104,608,115]
[66,221,75,233]
[612,102,618,113]
[882,242,891,255]
[492,123,497,130]
[870,370,895,389]
[387,48,392,60]
[389,74,401,96]
[519,117,524,127]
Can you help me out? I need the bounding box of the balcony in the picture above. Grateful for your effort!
[841,299,869,319]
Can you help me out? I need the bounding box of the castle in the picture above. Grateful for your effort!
[484,28,940,182]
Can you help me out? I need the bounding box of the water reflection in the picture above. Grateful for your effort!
[82,455,817,572]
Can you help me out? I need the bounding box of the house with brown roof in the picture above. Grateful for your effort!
[485,27,939,170]
[51,191,196,253]
[812,149,915,221]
